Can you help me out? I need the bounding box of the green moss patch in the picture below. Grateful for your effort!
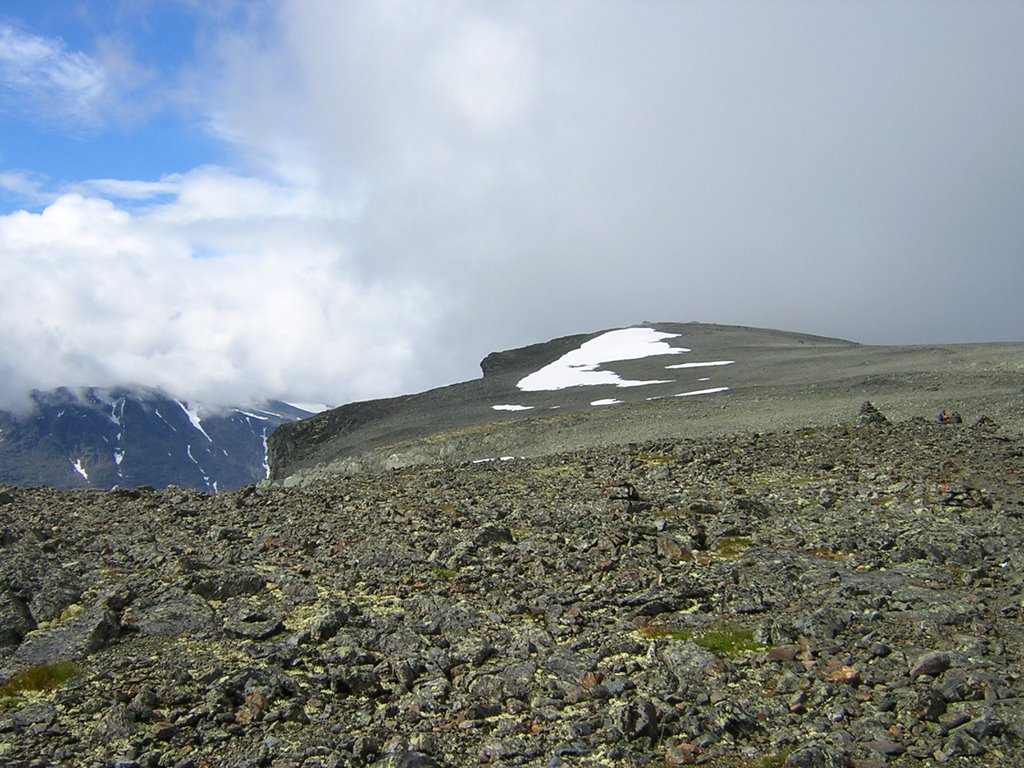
[639,623,766,658]
[692,627,765,656]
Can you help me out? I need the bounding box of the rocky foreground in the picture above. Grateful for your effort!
[1,405,1023,767]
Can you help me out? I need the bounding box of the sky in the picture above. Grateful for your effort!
[1,1,1022,411]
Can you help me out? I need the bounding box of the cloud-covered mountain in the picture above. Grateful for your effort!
[0,388,315,492]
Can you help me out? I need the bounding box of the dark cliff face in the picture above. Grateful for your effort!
[0,388,311,492]
[266,394,415,479]
[478,331,598,378]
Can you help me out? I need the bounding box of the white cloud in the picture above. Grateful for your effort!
[0,168,439,410]
[430,17,537,129]
[0,171,50,205]
[0,25,109,124]
[78,178,182,201]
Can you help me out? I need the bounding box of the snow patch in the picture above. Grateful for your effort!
[665,360,734,369]
[186,444,213,489]
[492,404,534,411]
[591,398,623,406]
[109,397,125,426]
[154,409,177,432]
[70,458,88,481]
[260,429,271,479]
[675,387,730,398]
[177,400,213,442]
[517,328,687,391]
[236,409,270,421]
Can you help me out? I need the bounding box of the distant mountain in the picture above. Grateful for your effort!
[0,387,316,492]
[268,321,1024,484]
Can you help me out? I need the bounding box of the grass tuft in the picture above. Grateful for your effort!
[0,660,81,706]
[714,535,751,557]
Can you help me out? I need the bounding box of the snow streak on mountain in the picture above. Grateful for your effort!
[0,388,313,491]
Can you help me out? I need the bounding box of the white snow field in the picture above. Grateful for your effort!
[516,328,688,391]
[505,328,733,407]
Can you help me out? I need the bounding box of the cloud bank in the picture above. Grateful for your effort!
[0,169,435,410]
[1,1,1022,411]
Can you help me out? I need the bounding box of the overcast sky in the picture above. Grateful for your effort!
[1,1,1021,411]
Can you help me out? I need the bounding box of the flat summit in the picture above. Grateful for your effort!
[268,322,1024,483]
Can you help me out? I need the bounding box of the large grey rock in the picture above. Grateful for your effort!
[0,588,33,649]
[1,604,121,679]
[126,590,218,637]
[658,641,724,689]
[188,569,266,601]
[784,743,850,767]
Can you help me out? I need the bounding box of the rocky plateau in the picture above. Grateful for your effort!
[2,400,1023,767]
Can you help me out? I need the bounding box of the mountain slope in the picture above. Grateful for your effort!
[0,388,314,491]
[268,321,1024,483]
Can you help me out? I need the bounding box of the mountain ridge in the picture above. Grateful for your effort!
[0,387,313,491]
[268,321,1024,484]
